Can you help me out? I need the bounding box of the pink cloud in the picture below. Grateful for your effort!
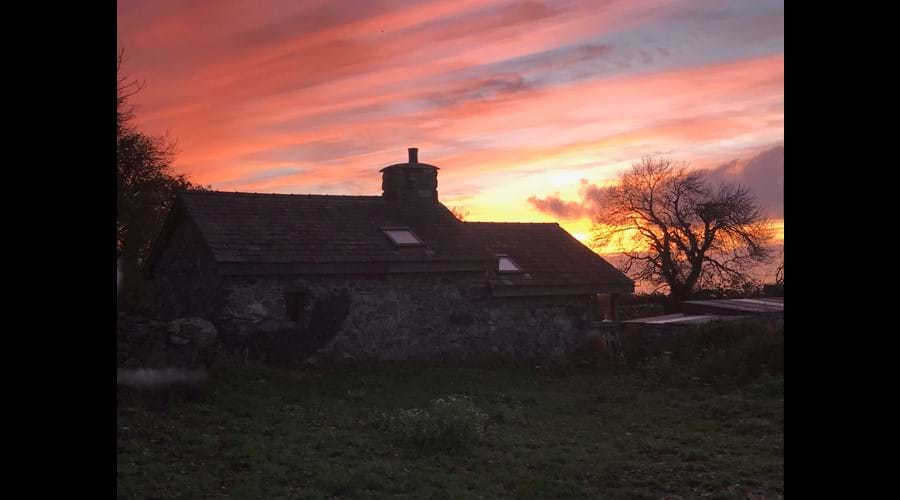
[118,0,783,228]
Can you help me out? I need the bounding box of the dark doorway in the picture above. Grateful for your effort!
[284,291,306,324]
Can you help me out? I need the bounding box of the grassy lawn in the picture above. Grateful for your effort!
[117,365,783,500]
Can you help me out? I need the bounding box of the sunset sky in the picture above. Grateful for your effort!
[117,0,784,247]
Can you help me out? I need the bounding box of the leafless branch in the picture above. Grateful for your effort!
[591,155,775,300]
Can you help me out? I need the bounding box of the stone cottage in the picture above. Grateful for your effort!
[146,148,634,361]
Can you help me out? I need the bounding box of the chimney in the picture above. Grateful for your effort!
[380,147,439,203]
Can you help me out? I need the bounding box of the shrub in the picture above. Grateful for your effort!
[302,289,352,356]
[652,324,783,388]
[661,319,777,364]
[391,395,488,453]
[688,332,783,387]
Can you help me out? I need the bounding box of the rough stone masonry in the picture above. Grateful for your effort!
[218,273,592,362]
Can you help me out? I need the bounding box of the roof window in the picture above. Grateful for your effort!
[497,254,523,272]
[382,227,424,246]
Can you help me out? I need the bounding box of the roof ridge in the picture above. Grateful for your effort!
[180,190,381,199]
[465,221,559,225]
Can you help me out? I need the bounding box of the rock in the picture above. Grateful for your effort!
[167,317,218,347]
[118,314,221,369]
[227,302,268,322]
[166,317,219,368]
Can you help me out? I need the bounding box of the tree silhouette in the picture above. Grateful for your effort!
[775,253,784,286]
[592,156,774,302]
[449,206,470,221]
[117,48,206,298]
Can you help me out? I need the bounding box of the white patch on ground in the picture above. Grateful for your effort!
[117,368,208,388]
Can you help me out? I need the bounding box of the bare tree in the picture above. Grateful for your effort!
[117,47,144,135]
[449,206,470,222]
[592,156,774,302]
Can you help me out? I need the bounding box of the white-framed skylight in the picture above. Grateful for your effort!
[497,254,523,273]
[382,227,424,246]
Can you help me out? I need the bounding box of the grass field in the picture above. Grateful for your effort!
[117,363,783,499]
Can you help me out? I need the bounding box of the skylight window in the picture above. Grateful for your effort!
[497,254,523,273]
[382,227,424,246]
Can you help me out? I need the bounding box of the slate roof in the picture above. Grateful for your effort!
[172,191,494,265]
[465,222,635,290]
[151,190,634,294]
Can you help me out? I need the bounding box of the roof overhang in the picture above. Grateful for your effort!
[216,259,493,276]
[379,163,439,172]
[491,283,634,297]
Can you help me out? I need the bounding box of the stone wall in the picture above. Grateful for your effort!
[215,273,593,362]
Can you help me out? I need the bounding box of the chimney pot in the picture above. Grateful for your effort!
[381,147,438,203]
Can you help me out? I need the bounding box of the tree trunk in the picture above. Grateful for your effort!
[665,287,690,313]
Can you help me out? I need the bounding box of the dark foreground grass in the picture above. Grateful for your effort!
[117,365,783,500]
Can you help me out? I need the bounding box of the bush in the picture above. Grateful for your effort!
[302,289,352,356]
[688,332,783,387]
[652,323,783,388]
[390,395,488,453]
[661,319,777,364]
